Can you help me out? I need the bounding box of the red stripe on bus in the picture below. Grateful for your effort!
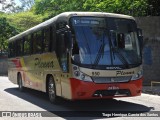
[70,78,143,100]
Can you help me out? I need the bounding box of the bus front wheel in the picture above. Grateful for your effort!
[48,76,58,104]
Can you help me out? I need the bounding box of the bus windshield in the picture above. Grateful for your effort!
[71,17,141,69]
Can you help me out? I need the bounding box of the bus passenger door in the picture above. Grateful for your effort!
[56,31,72,99]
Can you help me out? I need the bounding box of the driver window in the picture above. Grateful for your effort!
[56,32,69,72]
[117,33,125,48]
[71,36,80,63]
[55,21,69,72]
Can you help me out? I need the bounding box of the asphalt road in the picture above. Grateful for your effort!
[0,76,160,120]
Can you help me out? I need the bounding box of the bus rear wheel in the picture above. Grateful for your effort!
[48,76,58,104]
[18,74,24,92]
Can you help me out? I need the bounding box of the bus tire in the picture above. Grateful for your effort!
[47,76,59,104]
[18,73,24,92]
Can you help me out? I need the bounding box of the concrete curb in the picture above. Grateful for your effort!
[142,86,160,96]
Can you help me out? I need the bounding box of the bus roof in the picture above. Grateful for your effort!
[9,12,135,42]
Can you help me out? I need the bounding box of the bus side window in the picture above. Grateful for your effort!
[44,27,50,52]
[8,43,11,58]
[32,33,35,54]
[55,21,69,72]
[8,42,14,58]
[8,43,12,58]
[24,35,31,55]
[30,34,34,54]
[35,31,43,53]
[11,42,16,57]
[51,25,56,51]
[56,32,68,72]
[16,39,23,56]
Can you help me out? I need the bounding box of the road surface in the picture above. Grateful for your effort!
[0,76,160,120]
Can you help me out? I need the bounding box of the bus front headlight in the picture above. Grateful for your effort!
[80,73,93,82]
[73,66,93,82]
[131,70,143,80]
[74,71,80,77]
[73,71,93,82]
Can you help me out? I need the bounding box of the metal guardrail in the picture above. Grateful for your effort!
[151,81,160,89]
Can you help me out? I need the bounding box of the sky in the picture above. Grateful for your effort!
[0,0,22,12]
[15,0,21,6]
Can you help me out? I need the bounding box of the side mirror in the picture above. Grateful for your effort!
[66,31,72,50]
[59,34,65,54]
[110,30,125,49]
[65,25,72,50]
[137,28,143,48]
[64,30,72,51]
[117,33,125,49]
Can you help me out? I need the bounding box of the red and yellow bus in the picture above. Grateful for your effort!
[8,12,143,103]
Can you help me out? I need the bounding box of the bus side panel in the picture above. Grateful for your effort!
[8,68,17,84]
[61,76,72,99]
[21,53,62,93]
[21,55,42,90]
[39,53,62,94]
[8,58,22,84]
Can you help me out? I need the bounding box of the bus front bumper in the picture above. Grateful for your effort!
[70,78,143,100]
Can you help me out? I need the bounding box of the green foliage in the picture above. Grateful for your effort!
[83,0,148,16]
[34,0,148,19]
[6,11,43,32]
[0,17,18,51]
[0,11,43,51]
[34,0,86,19]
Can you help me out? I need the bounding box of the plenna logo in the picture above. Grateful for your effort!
[116,70,134,76]
[34,58,54,68]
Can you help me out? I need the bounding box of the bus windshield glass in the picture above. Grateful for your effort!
[71,17,141,68]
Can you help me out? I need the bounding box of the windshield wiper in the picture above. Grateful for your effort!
[109,31,115,65]
[93,44,105,66]
[109,30,129,68]
[93,32,105,67]
[81,26,92,64]
[114,48,129,68]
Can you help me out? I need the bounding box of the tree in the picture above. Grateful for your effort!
[34,0,86,20]
[0,17,18,51]
[147,0,160,16]
[7,11,43,32]
[83,0,148,16]
[33,0,148,18]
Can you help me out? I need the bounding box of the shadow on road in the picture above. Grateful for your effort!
[5,87,153,119]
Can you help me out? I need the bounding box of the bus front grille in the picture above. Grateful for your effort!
[93,89,131,97]
[92,76,132,83]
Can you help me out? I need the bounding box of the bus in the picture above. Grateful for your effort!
[8,12,143,103]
